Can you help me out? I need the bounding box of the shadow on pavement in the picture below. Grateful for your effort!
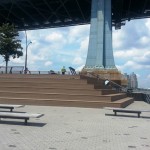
[0,120,46,127]
[105,113,150,119]
[0,111,26,113]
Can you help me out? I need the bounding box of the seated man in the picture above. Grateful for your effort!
[105,79,110,86]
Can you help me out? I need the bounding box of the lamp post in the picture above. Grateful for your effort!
[24,29,32,74]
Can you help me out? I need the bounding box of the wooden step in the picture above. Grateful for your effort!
[0,85,95,91]
[0,87,117,95]
[98,89,118,95]
[0,82,93,89]
[0,97,133,108]
[0,88,98,95]
[94,84,112,89]
[0,78,86,84]
[0,74,132,108]
[0,80,87,85]
[0,91,127,101]
[0,74,80,79]
[112,97,134,108]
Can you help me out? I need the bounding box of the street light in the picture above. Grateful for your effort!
[24,29,32,74]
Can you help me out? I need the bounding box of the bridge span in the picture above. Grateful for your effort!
[0,0,150,30]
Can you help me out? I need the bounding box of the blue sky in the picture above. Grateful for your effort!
[0,18,150,89]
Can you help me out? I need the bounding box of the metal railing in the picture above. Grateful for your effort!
[143,93,150,104]
[0,67,80,75]
[85,72,127,93]
[27,71,80,75]
[127,89,150,104]
[0,66,24,74]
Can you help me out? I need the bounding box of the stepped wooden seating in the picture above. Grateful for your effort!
[0,74,134,108]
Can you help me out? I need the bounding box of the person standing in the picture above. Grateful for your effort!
[61,66,66,75]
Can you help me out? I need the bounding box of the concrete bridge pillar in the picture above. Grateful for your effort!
[84,0,116,70]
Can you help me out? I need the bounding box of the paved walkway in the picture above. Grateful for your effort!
[0,101,150,150]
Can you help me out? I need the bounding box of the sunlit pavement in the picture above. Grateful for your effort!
[0,101,150,150]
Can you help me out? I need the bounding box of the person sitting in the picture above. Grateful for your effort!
[105,79,110,86]
[61,66,66,75]
[49,70,56,74]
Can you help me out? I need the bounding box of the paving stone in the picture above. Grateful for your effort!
[0,101,149,150]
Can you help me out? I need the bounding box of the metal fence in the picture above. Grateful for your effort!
[143,93,150,104]
[0,66,24,74]
[131,90,150,104]
[0,66,80,75]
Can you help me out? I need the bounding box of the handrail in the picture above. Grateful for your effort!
[86,72,127,93]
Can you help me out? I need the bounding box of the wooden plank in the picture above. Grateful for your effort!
[0,104,24,108]
[0,104,24,112]
[0,112,44,118]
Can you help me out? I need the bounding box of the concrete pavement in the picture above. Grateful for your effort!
[0,101,149,150]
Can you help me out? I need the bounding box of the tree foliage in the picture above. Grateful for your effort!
[0,23,23,73]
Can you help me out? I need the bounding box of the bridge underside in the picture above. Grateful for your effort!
[0,0,150,30]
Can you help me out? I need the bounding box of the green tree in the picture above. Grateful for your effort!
[0,23,23,73]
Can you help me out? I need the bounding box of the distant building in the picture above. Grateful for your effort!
[124,72,138,89]
[123,73,130,88]
[130,72,138,89]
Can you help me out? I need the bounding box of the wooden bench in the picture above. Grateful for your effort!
[105,107,143,118]
[0,112,44,125]
[0,104,24,112]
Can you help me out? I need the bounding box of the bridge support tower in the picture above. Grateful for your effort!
[82,0,125,84]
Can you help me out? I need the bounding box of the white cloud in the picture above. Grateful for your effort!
[0,61,5,66]
[115,65,122,72]
[28,51,45,64]
[139,36,150,45]
[113,29,125,49]
[44,61,53,66]
[76,65,84,71]
[117,60,150,74]
[114,48,143,58]
[10,57,24,64]
[147,74,150,79]
[136,74,140,78]
[68,25,90,43]
[45,32,64,43]
[145,19,150,32]
[134,51,150,64]
[72,57,84,65]
[118,61,143,71]
[71,36,88,66]
[80,37,89,52]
